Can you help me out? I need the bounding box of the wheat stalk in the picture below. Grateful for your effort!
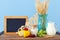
[36,0,50,14]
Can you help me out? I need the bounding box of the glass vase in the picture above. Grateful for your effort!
[38,13,47,32]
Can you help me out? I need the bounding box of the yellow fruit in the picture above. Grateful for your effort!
[23,30,30,37]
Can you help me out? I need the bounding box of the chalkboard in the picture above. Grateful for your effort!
[4,16,28,34]
[7,18,26,32]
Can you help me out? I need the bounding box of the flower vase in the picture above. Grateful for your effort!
[38,13,47,32]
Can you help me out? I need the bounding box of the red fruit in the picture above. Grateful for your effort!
[28,34,35,37]
[23,27,28,31]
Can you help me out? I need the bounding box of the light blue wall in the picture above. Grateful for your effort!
[0,0,60,32]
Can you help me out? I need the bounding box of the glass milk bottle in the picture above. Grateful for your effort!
[30,25,38,36]
[46,22,56,36]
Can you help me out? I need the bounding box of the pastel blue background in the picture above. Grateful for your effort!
[0,0,60,32]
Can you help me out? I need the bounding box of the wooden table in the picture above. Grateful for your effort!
[0,34,60,40]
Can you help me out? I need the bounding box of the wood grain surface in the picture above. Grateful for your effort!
[0,34,60,40]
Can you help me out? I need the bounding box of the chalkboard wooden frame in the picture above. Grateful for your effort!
[4,16,28,35]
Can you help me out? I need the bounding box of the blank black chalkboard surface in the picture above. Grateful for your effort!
[4,16,28,34]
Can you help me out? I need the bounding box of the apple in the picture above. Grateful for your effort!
[23,27,28,31]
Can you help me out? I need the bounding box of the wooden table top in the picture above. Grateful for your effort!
[0,34,60,40]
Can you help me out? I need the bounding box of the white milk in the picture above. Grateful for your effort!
[30,26,38,36]
[46,22,56,36]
